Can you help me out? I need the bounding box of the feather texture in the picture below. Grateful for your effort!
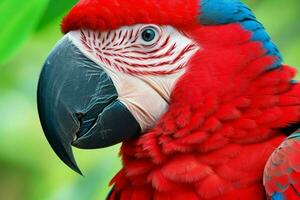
[108,23,300,199]
[61,0,199,33]
[62,0,300,199]
[264,132,300,200]
[199,0,282,69]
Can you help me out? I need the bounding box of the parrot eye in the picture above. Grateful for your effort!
[140,26,160,45]
[142,29,156,42]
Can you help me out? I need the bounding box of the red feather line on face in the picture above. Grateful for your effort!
[79,28,198,75]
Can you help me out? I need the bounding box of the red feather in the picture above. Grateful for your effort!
[106,23,300,199]
[61,1,300,198]
[61,0,199,33]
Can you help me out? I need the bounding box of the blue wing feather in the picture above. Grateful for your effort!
[199,0,282,70]
[272,192,285,200]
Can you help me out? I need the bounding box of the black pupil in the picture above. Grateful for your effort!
[142,29,156,42]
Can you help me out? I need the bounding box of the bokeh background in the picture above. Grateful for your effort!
[0,0,299,200]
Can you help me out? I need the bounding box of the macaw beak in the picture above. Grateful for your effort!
[37,36,141,174]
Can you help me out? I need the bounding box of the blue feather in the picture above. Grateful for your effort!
[199,0,282,70]
[272,192,285,200]
[287,132,300,140]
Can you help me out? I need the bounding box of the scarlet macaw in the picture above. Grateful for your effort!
[37,0,300,199]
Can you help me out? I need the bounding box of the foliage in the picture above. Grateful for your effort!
[0,0,299,200]
[0,0,48,64]
[0,0,79,64]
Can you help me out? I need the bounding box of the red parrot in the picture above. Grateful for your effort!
[37,0,300,199]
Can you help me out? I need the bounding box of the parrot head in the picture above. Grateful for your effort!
[38,0,282,174]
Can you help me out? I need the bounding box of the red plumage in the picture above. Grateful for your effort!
[61,0,199,33]
[61,0,300,199]
[107,24,300,199]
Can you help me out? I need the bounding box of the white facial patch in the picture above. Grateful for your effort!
[67,25,199,132]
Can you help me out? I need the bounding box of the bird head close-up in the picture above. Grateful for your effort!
[34,0,300,199]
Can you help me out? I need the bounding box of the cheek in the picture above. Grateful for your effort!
[68,28,198,131]
[107,70,170,132]
[103,67,185,132]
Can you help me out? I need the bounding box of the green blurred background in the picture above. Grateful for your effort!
[0,0,299,200]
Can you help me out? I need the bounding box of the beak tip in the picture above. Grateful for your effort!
[53,145,83,176]
[64,157,84,176]
[73,166,84,176]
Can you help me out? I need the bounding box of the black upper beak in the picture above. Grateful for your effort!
[37,36,141,174]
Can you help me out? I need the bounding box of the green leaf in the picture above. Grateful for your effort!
[37,0,78,29]
[0,0,49,65]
